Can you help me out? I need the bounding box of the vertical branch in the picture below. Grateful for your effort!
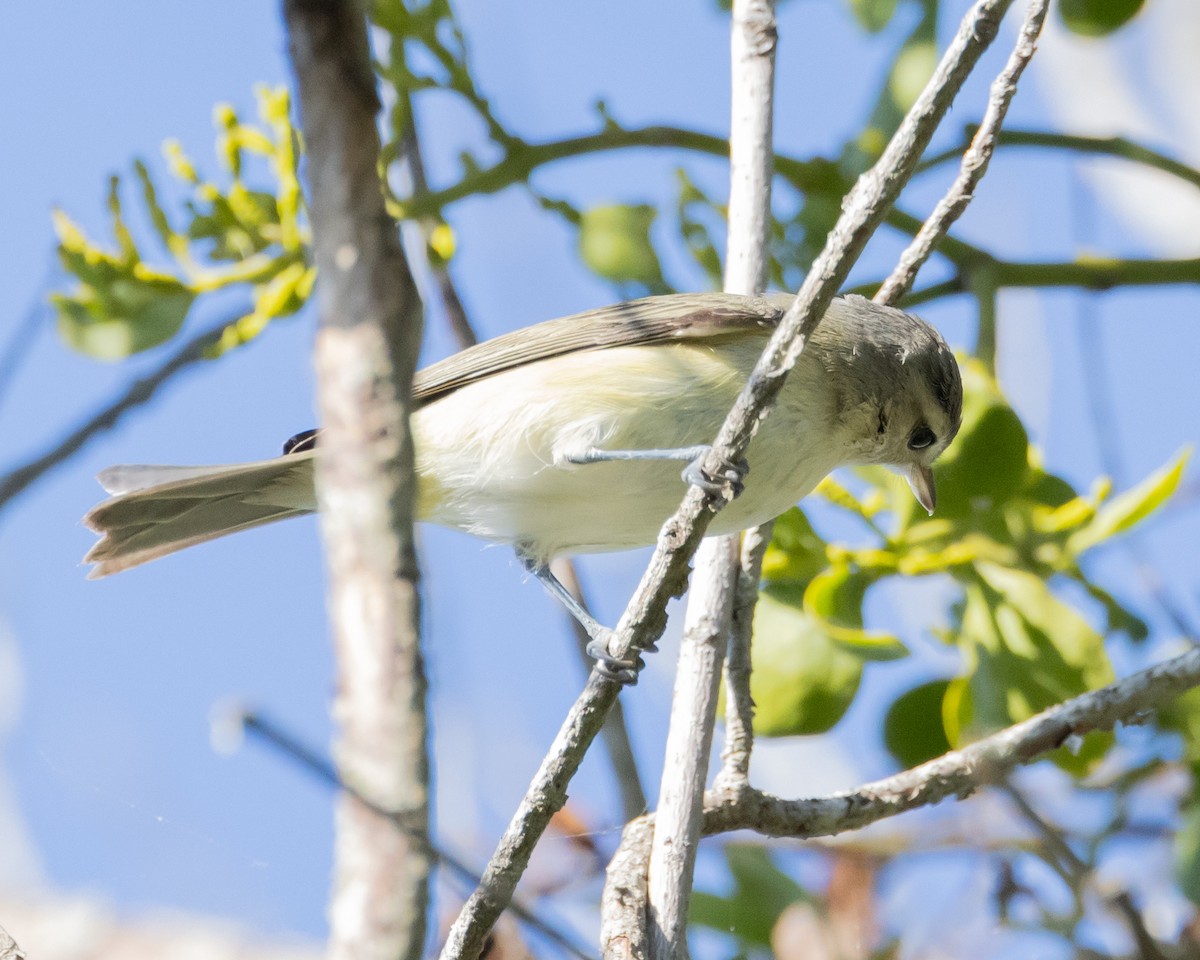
[456,4,1018,956]
[281,3,430,960]
[647,1,777,957]
[717,521,769,787]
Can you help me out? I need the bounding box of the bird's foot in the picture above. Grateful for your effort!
[585,631,646,686]
[681,446,749,499]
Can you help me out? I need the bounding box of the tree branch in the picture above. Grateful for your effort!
[647,2,778,957]
[227,708,597,960]
[875,0,1048,305]
[281,2,429,959]
[603,647,1200,939]
[442,2,1018,957]
[919,128,1200,193]
[0,311,237,512]
[0,923,24,960]
[998,781,1167,960]
[398,89,649,824]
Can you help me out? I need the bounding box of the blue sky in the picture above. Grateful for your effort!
[1,0,1198,952]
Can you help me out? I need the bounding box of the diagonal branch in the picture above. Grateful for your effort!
[441,2,1019,958]
[603,647,1200,942]
[0,311,238,512]
[875,0,1049,305]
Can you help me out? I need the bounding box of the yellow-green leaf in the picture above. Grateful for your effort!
[744,585,863,737]
[578,204,667,292]
[761,507,827,585]
[1067,449,1190,556]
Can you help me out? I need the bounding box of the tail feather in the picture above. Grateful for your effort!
[84,453,316,577]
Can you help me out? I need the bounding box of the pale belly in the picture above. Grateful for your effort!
[412,341,837,560]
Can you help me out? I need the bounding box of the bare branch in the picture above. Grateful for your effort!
[647,2,778,956]
[281,2,429,959]
[875,0,1049,305]
[228,709,597,960]
[602,818,656,960]
[0,311,237,512]
[603,647,1200,938]
[0,922,25,960]
[706,647,1200,836]
[400,96,650,821]
[442,2,1018,957]
[648,533,740,960]
[716,521,770,788]
[919,128,1200,193]
[998,782,1167,960]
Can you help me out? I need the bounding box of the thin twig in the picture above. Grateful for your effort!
[399,88,649,822]
[602,646,1200,939]
[919,128,1200,193]
[442,3,1018,958]
[999,782,1167,960]
[875,0,1049,305]
[716,521,770,788]
[0,311,239,511]
[0,275,53,411]
[647,2,778,956]
[397,90,480,353]
[232,709,597,960]
[281,2,429,959]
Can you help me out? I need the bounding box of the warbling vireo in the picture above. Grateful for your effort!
[84,292,961,675]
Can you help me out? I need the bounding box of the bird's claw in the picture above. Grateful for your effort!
[682,448,749,499]
[586,634,644,686]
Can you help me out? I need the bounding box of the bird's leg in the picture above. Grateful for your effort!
[565,445,749,498]
[520,556,647,685]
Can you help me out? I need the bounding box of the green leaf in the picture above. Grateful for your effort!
[885,680,952,768]
[956,563,1115,772]
[888,40,937,112]
[804,566,906,660]
[935,404,1030,519]
[1155,686,1200,769]
[1022,469,1078,509]
[52,211,195,358]
[761,507,828,585]
[690,845,805,947]
[1067,449,1190,556]
[577,204,668,292]
[744,585,863,736]
[848,0,900,32]
[1176,801,1200,905]
[55,280,195,360]
[1058,0,1144,36]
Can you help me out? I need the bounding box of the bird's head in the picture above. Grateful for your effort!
[818,296,963,514]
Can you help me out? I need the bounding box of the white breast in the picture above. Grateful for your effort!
[412,340,839,561]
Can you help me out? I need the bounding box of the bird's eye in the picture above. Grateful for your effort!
[908,425,936,450]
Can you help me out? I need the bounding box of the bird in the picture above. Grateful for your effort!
[83,292,961,675]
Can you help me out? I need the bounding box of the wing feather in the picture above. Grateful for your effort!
[411,292,791,407]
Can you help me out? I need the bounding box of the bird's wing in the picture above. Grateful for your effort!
[411,292,792,407]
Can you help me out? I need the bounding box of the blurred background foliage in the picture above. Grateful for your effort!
[42,0,1200,955]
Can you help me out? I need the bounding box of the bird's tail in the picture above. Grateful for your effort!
[83,452,317,578]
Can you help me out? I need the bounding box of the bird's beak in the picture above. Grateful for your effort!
[906,464,937,515]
